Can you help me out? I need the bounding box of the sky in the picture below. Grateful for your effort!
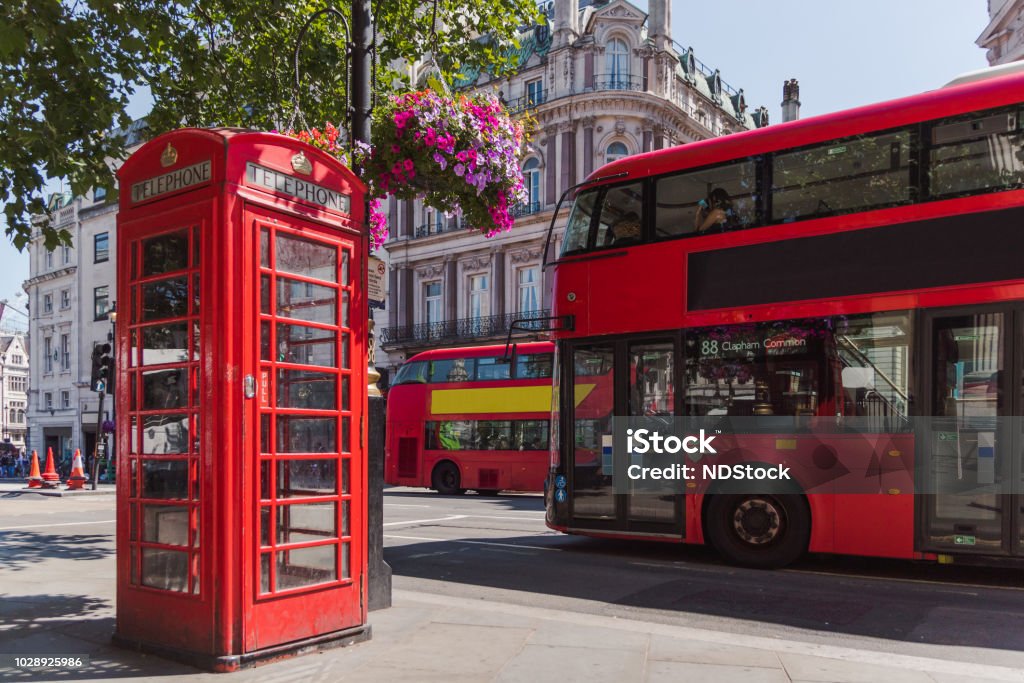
[0,0,995,325]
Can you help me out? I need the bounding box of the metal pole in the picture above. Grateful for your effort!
[351,0,391,611]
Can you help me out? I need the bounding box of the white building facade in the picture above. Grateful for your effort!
[978,0,1024,65]
[23,121,143,462]
[0,334,29,454]
[378,0,767,378]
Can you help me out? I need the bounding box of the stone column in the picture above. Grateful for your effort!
[581,116,596,178]
[559,122,577,198]
[545,126,558,206]
[492,248,506,318]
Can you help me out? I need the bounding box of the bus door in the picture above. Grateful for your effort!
[567,338,684,537]
[919,305,1022,556]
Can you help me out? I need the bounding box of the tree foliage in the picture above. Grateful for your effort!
[1,0,542,250]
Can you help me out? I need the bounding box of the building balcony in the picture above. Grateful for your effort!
[504,93,547,115]
[512,201,542,218]
[381,308,551,348]
[413,221,466,239]
[591,75,643,92]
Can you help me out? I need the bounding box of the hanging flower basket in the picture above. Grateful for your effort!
[357,90,528,244]
[101,419,116,434]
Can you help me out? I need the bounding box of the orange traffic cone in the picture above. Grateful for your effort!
[66,449,87,490]
[26,450,42,488]
[40,447,61,488]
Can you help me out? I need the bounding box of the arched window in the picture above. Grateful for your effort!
[607,38,630,89]
[606,142,629,163]
[522,158,541,212]
[17,410,24,424]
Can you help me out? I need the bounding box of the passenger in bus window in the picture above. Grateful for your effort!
[609,212,642,245]
[695,188,736,233]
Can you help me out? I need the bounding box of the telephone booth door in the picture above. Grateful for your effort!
[246,206,365,649]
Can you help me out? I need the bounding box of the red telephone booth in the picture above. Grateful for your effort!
[114,129,369,670]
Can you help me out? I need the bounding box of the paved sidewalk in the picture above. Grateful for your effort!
[2,491,1023,681]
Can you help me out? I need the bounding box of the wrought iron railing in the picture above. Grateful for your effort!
[505,92,547,115]
[381,308,551,347]
[413,222,464,238]
[592,75,643,92]
[512,201,542,218]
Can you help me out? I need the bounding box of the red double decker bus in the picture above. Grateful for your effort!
[544,67,1024,567]
[385,342,554,494]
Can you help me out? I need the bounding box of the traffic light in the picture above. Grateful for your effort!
[91,342,113,393]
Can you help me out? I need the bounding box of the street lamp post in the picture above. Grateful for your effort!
[89,302,116,490]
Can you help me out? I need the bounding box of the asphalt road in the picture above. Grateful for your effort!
[382,487,1024,669]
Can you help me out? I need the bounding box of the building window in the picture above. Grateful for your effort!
[518,267,540,315]
[62,245,71,264]
[424,282,442,324]
[94,285,109,321]
[61,334,70,371]
[44,337,53,373]
[94,232,109,263]
[43,294,52,313]
[607,38,631,87]
[60,289,70,309]
[61,391,70,409]
[45,250,53,269]
[12,354,22,365]
[44,392,53,411]
[606,142,629,163]
[526,78,544,105]
[469,274,490,319]
[523,158,541,212]
[94,187,107,202]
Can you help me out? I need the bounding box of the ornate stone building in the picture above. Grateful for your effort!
[978,0,1024,65]
[378,0,768,379]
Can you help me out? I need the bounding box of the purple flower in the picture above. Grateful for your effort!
[454,163,465,177]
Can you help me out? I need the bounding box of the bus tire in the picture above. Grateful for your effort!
[704,493,810,569]
[432,462,465,496]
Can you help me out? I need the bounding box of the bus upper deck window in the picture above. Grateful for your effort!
[393,361,428,385]
[560,190,599,256]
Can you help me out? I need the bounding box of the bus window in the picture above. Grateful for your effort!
[928,105,1024,198]
[393,360,428,385]
[516,353,553,378]
[475,356,511,381]
[655,160,757,238]
[560,189,600,255]
[595,182,644,248]
[772,128,913,223]
[517,420,550,450]
[430,358,473,382]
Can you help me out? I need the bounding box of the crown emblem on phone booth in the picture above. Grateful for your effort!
[160,144,178,168]
[291,152,312,175]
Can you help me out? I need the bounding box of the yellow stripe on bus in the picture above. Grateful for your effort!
[430,384,596,415]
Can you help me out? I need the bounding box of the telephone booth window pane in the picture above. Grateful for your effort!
[142,460,189,499]
[191,554,200,593]
[141,324,189,365]
[260,228,270,267]
[261,275,271,314]
[142,231,189,276]
[275,416,336,453]
[276,370,337,410]
[130,329,138,367]
[276,502,336,544]
[192,273,200,314]
[342,500,350,536]
[342,543,350,579]
[341,417,351,453]
[341,291,350,328]
[260,554,271,593]
[191,369,200,409]
[341,376,350,410]
[261,322,271,360]
[260,507,271,546]
[341,251,350,284]
[275,324,336,366]
[260,414,270,453]
[275,233,337,283]
[131,378,138,413]
[142,505,190,545]
[277,459,337,497]
[341,458,350,494]
[142,548,188,592]
[192,508,200,546]
[260,462,272,500]
[143,414,190,454]
[341,333,350,369]
[276,545,337,590]
[142,276,189,321]
[130,418,139,455]
[130,458,137,495]
[191,459,200,500]
[276,278,336,325]
[142,368,189,410]
[130,503,137,539]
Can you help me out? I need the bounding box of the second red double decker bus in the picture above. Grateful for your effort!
[385,342,554,494]
[544,66,1024,568]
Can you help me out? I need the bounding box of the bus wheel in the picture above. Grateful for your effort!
[432,462,465,496]
[705,494,809,569]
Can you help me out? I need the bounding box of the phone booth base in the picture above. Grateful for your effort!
[114,129,370,671]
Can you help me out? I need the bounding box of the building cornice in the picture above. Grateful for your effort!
[23,266,77,289]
